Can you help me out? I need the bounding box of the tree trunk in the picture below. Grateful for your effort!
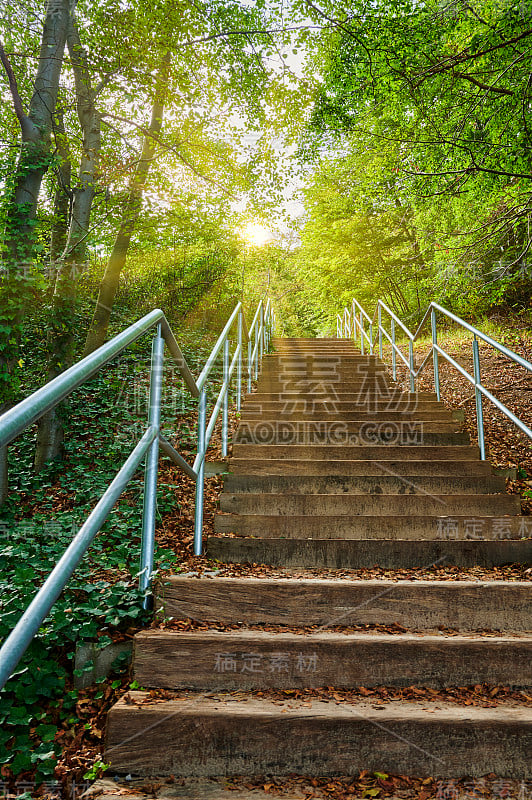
[0,0,70,501]
[50,110,72,264]
[34,13,102,472]
[83,53,171,356]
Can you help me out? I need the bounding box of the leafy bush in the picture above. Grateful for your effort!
[0,300,221,782]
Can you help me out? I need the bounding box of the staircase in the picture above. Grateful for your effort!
[105,338,532,782]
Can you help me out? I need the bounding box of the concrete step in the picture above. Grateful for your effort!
[223,474,507,495]
[105,692,532,778]
[219,492,519,517]
[232,444,481,460]
[133,629,532,691]
[157,576,532,630]
[215,513,524,539]
[206,535,532,569]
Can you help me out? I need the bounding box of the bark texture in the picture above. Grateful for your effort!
[83,53,171,356]
[0,0,71,498]
[34,12,102,471]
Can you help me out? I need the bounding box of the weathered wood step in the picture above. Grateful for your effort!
[251,386,434,396]
[157,577,532,631]
[261,358,386,366]
[271,347,365,352]
[223,474,507,495]
[229,459,494,476]
[105,692,532,778]
[86,777,303,800]
[260,362,386,370]
[219,493,519,517]
[215,513,524,539]
[240,416,462,430]
[206,536,532,569]
[244,397,447,411]
[234,428,468,447]
[133,630,532,691]
[236,418,459,429]
[250,398,441,410]
[242,404,453,421]
[232,445,481,460]
[263,353,383,361]
[259,369,390,380]
[246,400,431,410]
[241,407,455,420]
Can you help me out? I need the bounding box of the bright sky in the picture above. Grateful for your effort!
[241,221,275,247]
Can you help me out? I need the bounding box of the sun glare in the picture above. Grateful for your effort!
[241,222,273,247]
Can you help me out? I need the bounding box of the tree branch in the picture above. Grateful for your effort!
[453,70,514,95]
[0,41,39,141]
[101,111,238,198]
[416,28,532,80]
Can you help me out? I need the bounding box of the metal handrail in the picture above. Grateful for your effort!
[338,298,532,458]
[0,297,274,690]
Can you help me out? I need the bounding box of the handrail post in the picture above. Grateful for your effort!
[409,339,415,392]
[369,322,373,355]
[236,310,243,411]
[473,335,486,460]
[139,325,164,608]
[247,338,253,392]
[193,388,207,555]
[431,308,440,401]
[254,322,259,380]
[378,305,382,359]
[391,319,397,380]
[360,311,364,355]
[222,338,229,457]
[259,303,264,361]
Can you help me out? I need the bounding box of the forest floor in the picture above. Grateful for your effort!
[2,318,531,799]
[382,322,532,512]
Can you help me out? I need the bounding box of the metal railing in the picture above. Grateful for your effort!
[0,297,274,690]
[337,298,532,459]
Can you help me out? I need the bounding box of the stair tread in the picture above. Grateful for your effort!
[111,690,532,717]
[229,459,494,475]
[207,535,532,569]
[136,629,532,644]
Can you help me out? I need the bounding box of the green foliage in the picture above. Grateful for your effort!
[297,0,532,323]
[0,306,203,781]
